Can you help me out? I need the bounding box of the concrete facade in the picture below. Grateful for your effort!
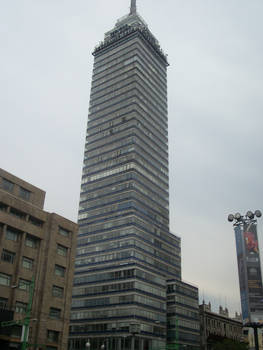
[0,168,78,350]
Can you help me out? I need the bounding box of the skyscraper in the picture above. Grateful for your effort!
[69,2,182,349]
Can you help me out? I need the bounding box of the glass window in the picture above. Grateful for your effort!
[15,301,27,314]
[57,244,67,257]
[22,257,33,270]
[6,227,19,241]
[58,226,70,237]
[1,249,15,264]
[10,207,27,220]
[2,178,14,192]
[18,279,31,291]
[52,285,64,298]
[28,216,43,227]
[0,273,11,286]
[0,202,8,212]
[19,187,31,200]
[47,330,59,343]
[10,325,22,338]
[25,235,38,248]
[49,307,61,319]
[55,265,65,277]
[0,297,8,309]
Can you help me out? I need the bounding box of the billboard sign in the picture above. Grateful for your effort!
[234,225,250,323]
[234,222,263,324]
[243,222,263,323]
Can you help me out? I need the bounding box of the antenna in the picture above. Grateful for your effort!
[130,0,137,15]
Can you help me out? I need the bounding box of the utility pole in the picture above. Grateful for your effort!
[0,276,35,350]
[21,276,35,350]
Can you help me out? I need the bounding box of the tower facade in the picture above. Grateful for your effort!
[69,2,181,350]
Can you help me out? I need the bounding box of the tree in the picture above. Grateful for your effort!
[213,338,248,350]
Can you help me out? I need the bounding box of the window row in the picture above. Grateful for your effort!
[167,284,198,298]
[1,250,34,269]
[87,119,167,156]
[85,136,167,173]
[92,54,166,102]
[88,94,166,137]
[93,39,166,83]
[83,151,168,185]
[70,319,165,336]
[89,88,167,131]
[80,179,168,211]
[87,102,167,141]
[73,279,166,299]
[87,127,168,170]
[168,317,200,331]
[78,214,179,251]
[94,34,167,78]
[2,225,69,252]
[78,226,133,246]
[74,267,165,288]
[82,163,167,194]
[71,306,166,323]
[79,190,168,220]
[73,281,133,297]
[0,270,66,288]
[71,293,165,311]
[92,43,167,100]
[168,306,199,320]
[77,237,179,267]
[172,295,199,309]
[75,249,132,267]
[90,75,167,119]
[79,200,169,230]
[91,70,166,112]
[133,216,180,247]
[74,268,134,285]
[1,177,31,200]
[86,122,167,163]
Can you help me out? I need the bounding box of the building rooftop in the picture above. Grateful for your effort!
[0,168,45,209]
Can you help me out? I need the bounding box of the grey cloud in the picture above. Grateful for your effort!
[1,0,263,316]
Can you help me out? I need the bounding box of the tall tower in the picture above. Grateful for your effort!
[69,2,181,349]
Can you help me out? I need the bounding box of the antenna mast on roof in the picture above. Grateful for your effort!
[130,0,137,15]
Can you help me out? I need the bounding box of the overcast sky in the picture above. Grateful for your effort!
[1,0,263,316]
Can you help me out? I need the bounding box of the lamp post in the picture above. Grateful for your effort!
[1,276,36,350]
[227,210,262,350]
[85,339,91,350]
[20,276,35,350]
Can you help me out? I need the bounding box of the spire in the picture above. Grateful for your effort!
[130,0,137,15]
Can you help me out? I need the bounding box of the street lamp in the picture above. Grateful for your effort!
[227,210,262,350]
[227,210,262,224]
[85,340,91,350]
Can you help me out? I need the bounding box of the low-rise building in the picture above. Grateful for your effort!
[199,302,244,349]
[0,168,78,350]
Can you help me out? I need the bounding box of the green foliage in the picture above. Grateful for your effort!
[213,338,248,350]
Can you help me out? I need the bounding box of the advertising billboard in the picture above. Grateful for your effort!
[234,222,263,324]
[234,225,250,323]
[243,222,263,323]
